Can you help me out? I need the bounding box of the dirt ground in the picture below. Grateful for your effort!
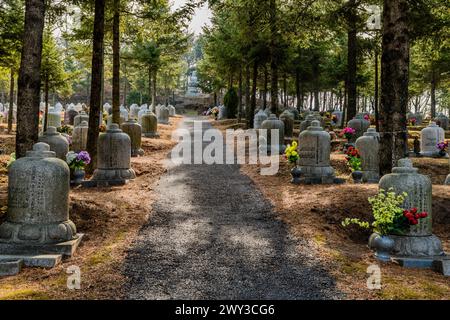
[212,119,450,300]
[0,117,182,300]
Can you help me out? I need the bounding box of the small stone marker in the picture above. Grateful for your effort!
[347,114,370,143]
[420,122,446,157]
[280,110,294,138]
[141,111,159,138]
[74,111,89,127]
[261,114,285,154]
[72,121,89,153]
[253,109,268,129]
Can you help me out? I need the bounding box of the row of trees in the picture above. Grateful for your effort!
[197,0,450,173]
[0,0,196,172]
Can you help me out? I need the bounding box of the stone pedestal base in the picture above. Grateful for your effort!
[90,168,136,186]
[362,171,380,183]
[144,132,160,138]
[298,166,336,184]
[391,256,449,276]
[390,234,444,257]
[0,234,83,276]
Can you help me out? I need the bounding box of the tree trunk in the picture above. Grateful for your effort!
[238,67,242,122]
[86,0,105,174]
[430,68,436,119]
[16,0,46,158]
[379,0,410,175]
[295,69,302,111]
[8,68,14,134]
[374,48,380,131]
[43,74,49,131]
[112,0,120,124]
[347,0,358,122]
[148,67,152,105]
[263,65,268,109]
[152,69,157,106]
[245,63,250,111]
[269,0,278,115]
[248,60,258,128]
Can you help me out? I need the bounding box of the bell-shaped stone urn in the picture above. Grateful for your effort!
[91,124,136,185]
[420,122,445,157]
[158,106,170,125]
[47,108,62,129]
[72,121,89,153]
[435,113,449,130]
[356,128,380,183]
[121,119,144,157]
[280,110,294,138]
[141,111,159,138]
[299,115,317,133]
[169,105,176,117]
[74,111,89,127]
[130,104,140,120]
[254,109,268,129]
[331,110,343,127]
[379,158,444,257]
[38,126,69,161]
[261,114,285,154]
[64,108,79,125]
[0,143,78,246]
[347,114,370,143]
[298,120,336,184]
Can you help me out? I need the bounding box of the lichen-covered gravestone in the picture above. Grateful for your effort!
[72,121,89,153]
[47,108,62,129]
[121,120,144,157]
[169,105,176,117]
[298,120,336,184]
[90,124,136,186]
[141,111,159,138]
[158,106,170,125]
[254,109,268,129]
[355,128,380,183]
[420,122,445,157]
[379,159,445,267]
[261,114,285,154]
[347,114,370,143]
[74,111,89,127]
[299,115,317,133]
[280,110,294,138]
[0,143,82,274]
[38,126,69,161]
[435,113,449,130]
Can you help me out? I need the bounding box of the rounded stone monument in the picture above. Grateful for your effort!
[65,108,79,125]
[254,109,268,129]
[38,126,69,161]
[121,119,145,157]
[0,143,77,244]
[47,109,62,129]
[356,128,380,183]
[332,110,343,127]
[299,115,316,133]
[435,113,449,130]
[74,111,89,127]
[138,105,149,124]
[141,111,159,138]
[72,121,89,153]
[280,110,294,138]
[347,114,370,143]
[158,106,170,125]
[298,120,336,184]
[420,122,445,157]
[379,158,444,257]
[169,105,176,117]
[261,114,285,154]
[130,104,140,120]
[91,124,136,185]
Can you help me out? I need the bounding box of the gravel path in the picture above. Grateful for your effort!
[123,118,342,300]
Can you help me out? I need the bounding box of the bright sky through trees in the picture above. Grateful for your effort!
[172,0,212,35]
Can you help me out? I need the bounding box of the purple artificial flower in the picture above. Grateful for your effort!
[77,151,91,165]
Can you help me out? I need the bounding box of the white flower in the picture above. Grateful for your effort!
[66,151,77,165]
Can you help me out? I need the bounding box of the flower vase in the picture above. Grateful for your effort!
[290,166,302,185]
[71,169,85,186]
[368,233,395,262]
